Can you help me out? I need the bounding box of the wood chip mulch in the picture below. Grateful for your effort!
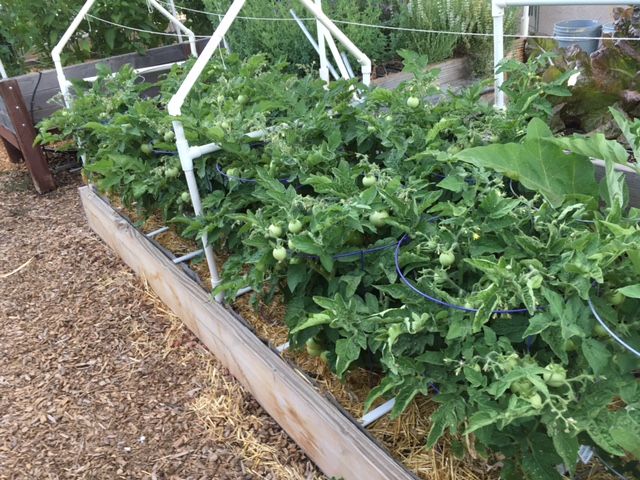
[0,153,321,480]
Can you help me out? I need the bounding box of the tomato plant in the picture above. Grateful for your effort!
[37,50,640,480]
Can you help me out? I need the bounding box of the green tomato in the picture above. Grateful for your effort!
[510,379,534,396]
[288,219,303,234]
[272,246,287,262]
[305,338,323,357]
[384,115,393,122]
[503,356,519,372]
[268,224,283,238]
[226,167,238,178]
[543,364,567,387]
[527,393,543,409]
[140,143,153,154]
[221,121,230,130]
[164,167,180,178]
[593,324,608,338]
[164,131,175,142]
[180,191,190,202]
[608,291,625,306]
[563,339,577,352]
[438,251,456,268]
[406,96,420,108]
[369,210,389,227]
[237,94,248,105]
[362,175,377,187]
[319,351,330,363]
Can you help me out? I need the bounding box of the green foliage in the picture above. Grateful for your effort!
[36,51,640,479]
[527,6,640,134]
[389,0,520,74]
[0,0,210,74]
[202,0,390,68]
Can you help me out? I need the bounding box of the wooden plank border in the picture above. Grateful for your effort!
[79,185,417,480]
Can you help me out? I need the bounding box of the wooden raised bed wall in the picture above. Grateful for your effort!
[0,39,207,194]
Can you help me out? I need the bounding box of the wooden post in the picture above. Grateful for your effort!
[1,134,23,163]
[79,185,418,480]
[0,79,55,193]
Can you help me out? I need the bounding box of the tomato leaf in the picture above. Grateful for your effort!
[617,283,640,298]
[581,338,611,375]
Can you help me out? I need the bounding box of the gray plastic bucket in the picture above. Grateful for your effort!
[553,20,602,54]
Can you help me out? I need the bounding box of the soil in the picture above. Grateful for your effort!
[0,151,321,479]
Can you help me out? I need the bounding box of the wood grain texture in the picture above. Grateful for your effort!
[14,39,209,123]
[0,80,54,192]
[372,57,470,90]
[79,185,417,480]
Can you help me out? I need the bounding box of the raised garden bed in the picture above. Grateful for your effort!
[79,184,418,480]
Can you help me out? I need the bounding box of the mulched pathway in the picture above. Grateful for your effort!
[0,154,320,479]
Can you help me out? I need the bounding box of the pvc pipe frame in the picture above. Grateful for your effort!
[492,0,640,109]
[167,0,371,302]
[52,0,197,110]
[0,57,8,79]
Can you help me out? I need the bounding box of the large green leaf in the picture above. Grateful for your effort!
[457,118,598,206]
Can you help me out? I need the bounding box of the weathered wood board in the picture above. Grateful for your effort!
[79,185,417,480]
[12,39,208,123]
[372,57,471,90]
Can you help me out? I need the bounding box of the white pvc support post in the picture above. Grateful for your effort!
[322,26,351,81]
[52,0,99,108]
[341,52,356,79]
[290,9,340,80]
[298,0,371,86]
[147,0,197,57]
[493,1,506,110]
[314,0,330,84]
[167,0,247,301]
[520,5,530,37]
[165,0,184,43]
[0,57,8,79]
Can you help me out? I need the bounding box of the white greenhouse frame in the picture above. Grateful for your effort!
[492,0,636,109]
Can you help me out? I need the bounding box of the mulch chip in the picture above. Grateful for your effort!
[0,151,320,479]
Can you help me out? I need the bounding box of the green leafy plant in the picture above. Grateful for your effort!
[36,50,640,480]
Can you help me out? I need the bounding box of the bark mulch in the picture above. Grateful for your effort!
[0,153,320,479]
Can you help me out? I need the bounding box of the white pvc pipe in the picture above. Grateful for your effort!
[360,398,396,428]
[322,24,351,81]
[173,119,223,300]
[0,57,8,79]
[52,0,99,108]
[72,60,184,84]
[290,9,340,80]
[493,2,506,110]
[147,0,197,57]
[168,0,245,116]
[341,52,356,79]
[299,0,371,86]
[189,127,270,158]
[173,248,204,264]
[165,0,184,43]
[520,6,530,36]
[315,0,330,83]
